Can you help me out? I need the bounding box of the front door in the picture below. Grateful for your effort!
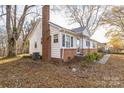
[77,47,81,54]
[76,39,81,54]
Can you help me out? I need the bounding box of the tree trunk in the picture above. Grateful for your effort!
[2,47,5,57]
[7,37,17,57]
[6,5,16,57]
[1,40,5,57]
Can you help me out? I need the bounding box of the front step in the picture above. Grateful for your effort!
[74,55,85,62]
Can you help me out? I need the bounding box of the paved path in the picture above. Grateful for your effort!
[97,54,111,64]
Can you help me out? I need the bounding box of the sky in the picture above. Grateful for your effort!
[50,8,108,43]
[0,5,108,43]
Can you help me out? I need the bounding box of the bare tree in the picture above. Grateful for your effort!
[1,5,41,57]
[0,29,7,57]
[60,5,107,54]
[101,6,124,39]
[6,5,13,56]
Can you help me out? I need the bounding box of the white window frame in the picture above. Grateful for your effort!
[86,40,90,47]
[65,35,71,48]
[93,42,96,48]
[62,34,74,48]
[53,34,58,43]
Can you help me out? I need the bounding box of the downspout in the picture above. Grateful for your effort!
[87,28,91,54]
[88,37,90,53]
[62,29,65,62]
[81,31,84,55]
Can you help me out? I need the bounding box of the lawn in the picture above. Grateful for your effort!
[0,54,124,88]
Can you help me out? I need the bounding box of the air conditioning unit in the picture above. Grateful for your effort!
[32,52,40,60]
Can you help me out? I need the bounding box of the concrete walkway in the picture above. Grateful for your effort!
[97,54,111,64]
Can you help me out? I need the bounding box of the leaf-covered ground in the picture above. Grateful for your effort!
[0,54,124,88]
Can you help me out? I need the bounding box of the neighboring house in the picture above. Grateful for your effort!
[0,30,7,57]
[27,19,100,62]
[97,43,108,53]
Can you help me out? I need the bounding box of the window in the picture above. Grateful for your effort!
[66,35,70,48]
[86,40,90,47]
[71,37,73,47]
[62,34,65,47]
[93,42,96,48]
[62,34,74,48]
[35,42,37,48]
[77,39,80,47]
[53,34,58,43]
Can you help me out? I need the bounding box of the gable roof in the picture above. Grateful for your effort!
[71,27,86,33]
[27,18,99,43]
[27,19,78,40]
[49,22,63,29]
[71,26,91,37]
[27,19,41,40]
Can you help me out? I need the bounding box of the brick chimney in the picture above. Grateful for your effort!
[42,5,51,62]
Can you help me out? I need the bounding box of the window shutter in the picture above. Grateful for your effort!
[71,37,73,47]
[62,34,65,47]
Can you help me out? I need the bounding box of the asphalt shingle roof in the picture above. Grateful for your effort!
[71,27,86,33]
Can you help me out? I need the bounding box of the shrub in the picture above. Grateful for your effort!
[80,52,103,67]
[93,52,100,60]
[84,52,100,63]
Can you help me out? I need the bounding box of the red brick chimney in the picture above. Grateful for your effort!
[42,5,51,62]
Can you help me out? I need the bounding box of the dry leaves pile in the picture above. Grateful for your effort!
[0,54,124,88]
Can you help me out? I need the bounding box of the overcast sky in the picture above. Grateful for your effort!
[0,5,108,43]
[50,9,108,43]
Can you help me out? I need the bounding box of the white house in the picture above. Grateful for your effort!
[27,19,99,62]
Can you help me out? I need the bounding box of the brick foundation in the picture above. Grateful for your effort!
[81,48,97,55]
[61,48,77,62]
[51,57,63,63]
[60,48,97,62]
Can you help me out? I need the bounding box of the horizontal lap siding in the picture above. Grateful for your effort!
[79,37,98,49]
[50,26,61,58]
[29,21,42,56]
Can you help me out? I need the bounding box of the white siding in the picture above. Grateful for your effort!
[90,40,97,49]
[28,20,98,59]
[79,37,88,48]
[50,29,78,59]
[90,41,93,48]
[83,38,87,48]
[50,26,61,58]
[29,21,42,55]
[73,36,78,48]
[79,37,98,49]
[83,29,90,37]
[29,21,64,58]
